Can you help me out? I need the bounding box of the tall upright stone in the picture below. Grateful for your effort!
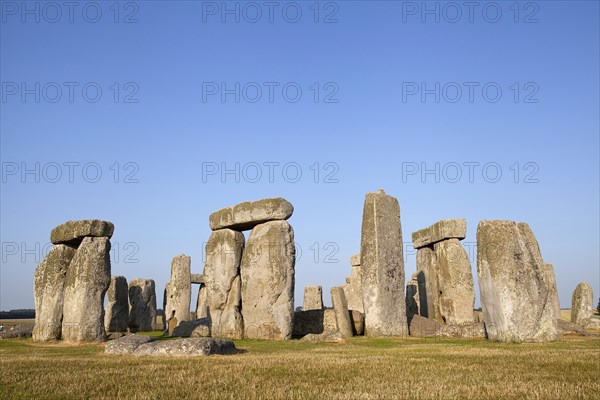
[360,189,408,337]
[196,284,208,319]
[405,273,420,322]
[167,255,191,327]
[544,264,561,318]
[62,237,111,341]
[330,287,353,338]
[477,220,558,342]
[32,244,77,341]
[434,239,475,325]
[104,276,129,333]
[415,247,440,320]
[343,254,364,313]
[204,229,245,339]
[303,286,323,310]
[241,220,295,339]
[571,282,593,326]
[128,278,157,332]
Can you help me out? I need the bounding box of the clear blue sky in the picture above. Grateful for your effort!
[1,1,598,311]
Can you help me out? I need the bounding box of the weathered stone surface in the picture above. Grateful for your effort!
[571,282,593,326]
[438,322,486,339]
[477,220,558,342]
[544,264,561,318]
[303,286,323,310]
[51,220,114,245]
[62,237,111,341]
[292,310,325,337]
[408,315,443,338]
[350,254,361,266]
[166,255,191,327]
[104,276,129,333]
[434,239,475,325]
[343,264,364,313]
[105,334,155,354]
[323,309,338,333]
[128,279,157,332]
[416,247,440,320]
[209,197,294,231]
[205,229,245,339]
[33,244,77,341]
[331,287,353,338]
[350,310,364,336]
[557,319,593,336]
[405,275,420,323]
[241,220,295,340]
[134,338,237,356]
[168,317,178,336]
[360,189,408,337]
[300,331,344,342]
[412,219,466,249]
[172,318,211,337]
[196,284,208,320]
[191,274,205,284]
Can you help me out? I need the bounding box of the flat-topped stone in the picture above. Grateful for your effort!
[209,198,293,231]
[412,219,466,249]
[190,274,205,284]
[51,220,114,245]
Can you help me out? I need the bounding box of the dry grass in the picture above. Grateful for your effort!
[1,334,599,399]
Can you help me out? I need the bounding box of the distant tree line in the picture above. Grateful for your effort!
[0,309,35,319]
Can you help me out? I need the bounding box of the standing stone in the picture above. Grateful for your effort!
[571,282,593,326]
[128,279,157,332]
[204,229,245,339]
[168,317,178,336]
[415,247,440,320]
[303,286,323,310]
[323,308,338,333]
[477,220,558,342]
[343,255,364,313]
[196,284,208,319]
[405,274,420,322]
[544,264,561,318]
[434,239,475,325]
[104,276,129,333]
[209,198,294,231]
[360,189,408,337]
[241,220,295,339]
[167,255,192,327]
[62,237,111,341]
[330,287,353,338]
[33,244,77,341]
[162,283,170,331]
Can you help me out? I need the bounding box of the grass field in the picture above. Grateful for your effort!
[1,333,599,400]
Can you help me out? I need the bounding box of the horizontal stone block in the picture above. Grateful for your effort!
[51,220,114,245]
[209,198,293,231]
[412,218,466,249]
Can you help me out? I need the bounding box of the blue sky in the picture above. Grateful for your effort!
[1,1,598,311]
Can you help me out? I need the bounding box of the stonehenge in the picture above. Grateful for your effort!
[571,282,593,326]
[477,221,558,342]
[412,219,475,325]
[128,278,157,332]
[303,286,323,311]
[104,276,129,333]
[360,189,408,337]
[32,193,591,346]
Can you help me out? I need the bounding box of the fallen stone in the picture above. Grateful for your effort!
[331,287,353,338]
[360,189,408,337]
[62,237,111,342]
[128,278,157,332]
[412,219,466,249]
[408,315,443,338]
[241,220,295,339]
[104,276,129,333]
[571,281,593,327]
[134,338,238,356]
[292,310,325,337]
[303,286,323,310]
[204,229,244,339]
[172,318,211,337]
[300,331,344,342]
[209,197,294,231]
[105,334,155,354]
[557,319,594,336]
[477,220,558,342]
[33,244,77,341]
[51,220,114,245]
[434,238,475,325]
[106,332,127,340]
